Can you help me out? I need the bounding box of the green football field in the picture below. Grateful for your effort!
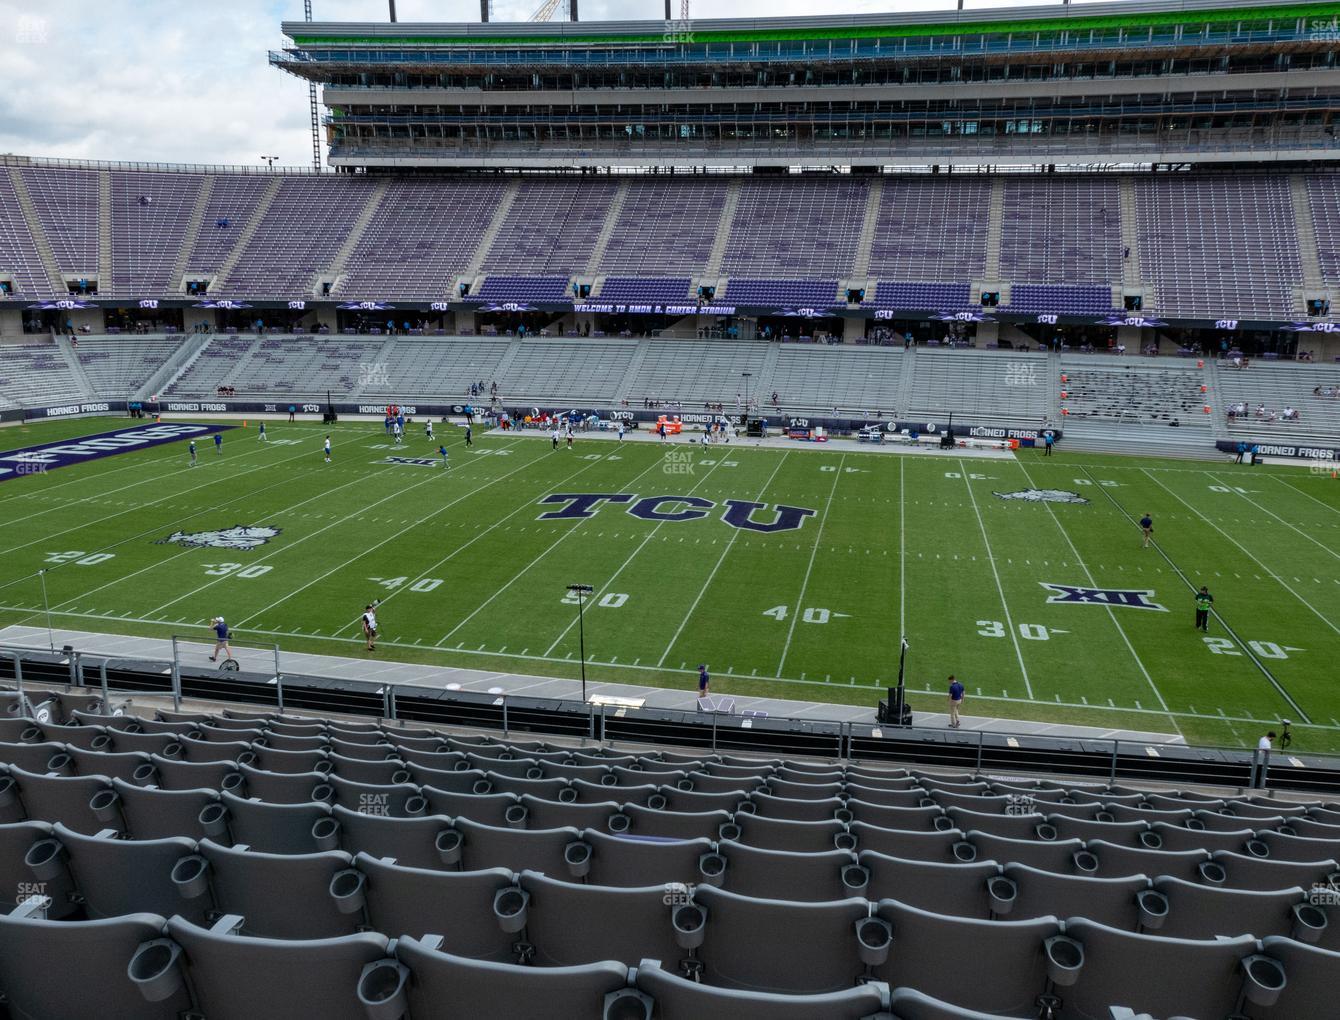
[1,416,1338,753]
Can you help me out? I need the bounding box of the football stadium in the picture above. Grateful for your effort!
[2,0,1340,1015]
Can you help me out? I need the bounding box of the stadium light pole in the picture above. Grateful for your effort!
[894,636,909,722]
[742,371,752,414]
[260,155,279,171]
[567,584,594,703]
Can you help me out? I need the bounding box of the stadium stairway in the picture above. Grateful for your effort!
[54,336,95,397]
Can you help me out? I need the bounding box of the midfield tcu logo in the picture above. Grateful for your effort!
[157,526,282,551]
[537,494,816,533]
[1041,583,1167,612]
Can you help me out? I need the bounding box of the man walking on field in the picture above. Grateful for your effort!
[947,675,965,728]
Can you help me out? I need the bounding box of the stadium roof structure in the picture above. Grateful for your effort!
[273,0,1340,169]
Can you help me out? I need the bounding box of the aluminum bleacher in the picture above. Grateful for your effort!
[0,342,81,407]
[1060,355,1212,430]
[75,338,183,398]
[768,344,903,414]
[627,340,770,406]
[904,348,1050,426]
[1218,361,1340,444]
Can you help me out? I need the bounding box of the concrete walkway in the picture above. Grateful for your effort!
[1,625,1184,745]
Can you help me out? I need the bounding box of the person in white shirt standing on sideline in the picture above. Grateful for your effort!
[551,426,560,451]
[361,603,379,652]
[425,420,434,442]
[392,421,403,445]
[617,419,626,442]
[324,435,332,463]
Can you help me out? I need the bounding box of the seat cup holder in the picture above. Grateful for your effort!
[1241,954,1287,1007]
[19,726,40,743]
[564,841,592,878]
[599,774,618,787]
[952,842,977,863]
[718,821,741,842]
[498,753,513,761]
[89,788,120,822]
[128,938,185,1004]
[48,753,73,776]
[162,742,183,760]
[932,815,954,832]
[834,831,858,852]
[235,751,256,767]
[1139,831,1163,850]
[1072,851,1099,874]
[734,800,756,815]
[1059,797,1076,805]
[197,802,229,837]
[607,813,630,834]
[311,816,341,851]
[391,769,411,785]
[1095,812,1114,823]
[1184,818,1206,831]
[698,853,726,887]
[671,902,706,949]
[835,808,853,824]
[525,767,544,781]
[472,780,493,795]
[1198,861,1228,886]
[90,735,112,752]
[558,786,578,804]
[647,794,667,811]
[1277,825,1296,837]
[1244,838,1270,858]
[1044,935,1084,987]
[493,887,530,933]
[854,917,892,967]
[1292,902,1328,943]
[841,864,869,895]
[602,988,653,1020]
[311,784,334,804]
[436,829,463,866]
[330,868,367,914]
[1136,889,1168,929]
[504,805,528,829]
[356,959,410,1020]
[452,760,471,772]
[676,779,694,792]
[24,838,66,881]
[987,876,1017,915]
[220,771,244,793]
[918,797,937,808]
[1035,823,1058,842]
[131,763,158,786]
[403,795,427,817]
[170,855,210,900]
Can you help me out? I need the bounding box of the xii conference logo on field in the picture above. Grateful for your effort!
[1041,583,1167,612]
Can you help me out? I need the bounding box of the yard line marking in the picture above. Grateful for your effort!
[434,452,670,647]
[1143,469,1340,638]
[332,444,643,637]
[958,459,1033,699]
[1013,460,1173,723]
[898,456,906,639]
[1089,467,1311,724]
[656,452,791,668]
[777,453,845,676]
[1208,473,1340,564]
[0,440,322,558]
[1271,474,1340,518]
[152,438,532,622]
[242,438,577,632]
[542,455,733,656]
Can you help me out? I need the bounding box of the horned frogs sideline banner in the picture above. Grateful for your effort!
[0,423,233,482]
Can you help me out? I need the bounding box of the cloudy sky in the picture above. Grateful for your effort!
[0,0,1039,168]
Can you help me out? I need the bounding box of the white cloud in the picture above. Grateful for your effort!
[0,0,1042,167]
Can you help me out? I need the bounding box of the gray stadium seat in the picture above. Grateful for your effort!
[329,803,455,869]
[634,957,889,1019]
[582,829,717,888]
[859,849,997,918]
[51,823,211,924]
[421,786,518,826]
[0,911,192,1020]
[1086,839,1211,881]
[487,773,571,800]
[887,985,1030,1020]
[65,746,151,783]
[748,791,844,822]
[1255,935,1340,1019]
[1060,918,1266,1020]
[454,816,588,876]
[1254,828,1340,862]
[0,820,76,918]
[1152,875,1320,941]
[199,840,366,938]
[166,916,396,1020]
[946,806,1047,839]
[844,800,943,831]
[111,780,221,841]
[851,823,966,863]
[356,852,516,956]
[734,814,850,853]
[519,793,624,832]
[519,870,694,970]
[694,886,878,993]
[1047,815,1149,845]
[717,840,862,902]
[325,774,421,816]
[146,754,241,791]
[215,791,334,854]
[1001,862,1151,930]
[7,766,120,834]
[841,783,927,807]
[873,898,1058,1015]
[623,803,732,841]
[0,741,72,774]
[390,935,634,1018]
[1149,820,1254,853]
[235,763,329,804]
[1210,849,1339,892]
[326,753,410,786]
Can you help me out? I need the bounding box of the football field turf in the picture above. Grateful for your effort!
[1,416,1339,753]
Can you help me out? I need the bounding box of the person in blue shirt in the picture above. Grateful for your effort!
[209,617,232,662]
[188,440,197,467]
[1042,430,1055,457]
[258,421,267,442]
[438,444,450,469]
[697,664,710,699]
[1139,513,1153,549]
[213,432,223,456]
[947,675,965,728]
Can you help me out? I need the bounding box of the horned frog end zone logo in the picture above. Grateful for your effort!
[993,488,1090,505]
[157,526,282,551]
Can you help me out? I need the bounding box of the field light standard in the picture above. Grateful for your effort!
[893,636,909,724]
[742,371,753,415]
[38,569,54,652]
[260,155,279,171]
[567,584,594,703]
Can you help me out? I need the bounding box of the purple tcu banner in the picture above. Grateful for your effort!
[0,422,234,482]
